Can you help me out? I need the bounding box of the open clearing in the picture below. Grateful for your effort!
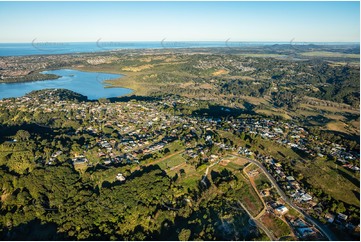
[260,213,292,239]
[256,108,292,120]
[294,159,360,206]
[157,153,186,171]
[300,51,360,58]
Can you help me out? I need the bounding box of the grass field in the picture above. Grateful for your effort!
[254,173,272,191]
[236,173,264,217]
[260,213,292,239]
[294,104,359,135]
[85,166,128,187]
[255,108,292,120]
[325,121,351,134]
[219,155,249,170]
[300,51,360,58]
[170,162,203,191]
[217,130,248,147]
[238,53,288,58]
[258,139,302,161]
[224,161,246,170]
[208,158,264,217]
[157,153,186,171]
[299,103,359,115]
[294,159,360,206]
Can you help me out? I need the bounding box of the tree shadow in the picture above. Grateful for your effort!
[192,104,255,118]
[107,95,161,103]
[330,166,360,188]
[0,123,56,143]
[352,190,360,203]
[129,164,165,179]
[0,219,68,240]
[100,165,165,189]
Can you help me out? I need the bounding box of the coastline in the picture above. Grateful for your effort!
[74,66,151,96]
[0,69,134,100]
[0,71,60,84]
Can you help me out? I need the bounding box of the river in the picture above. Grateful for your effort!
[0,69,133,100]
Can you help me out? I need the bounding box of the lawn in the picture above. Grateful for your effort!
[165,140,184,153]
[157,153,186,171]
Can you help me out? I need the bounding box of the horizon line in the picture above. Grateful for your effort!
[0,40,359,44]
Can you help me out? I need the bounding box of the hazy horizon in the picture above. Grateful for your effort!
[0,40,359,44]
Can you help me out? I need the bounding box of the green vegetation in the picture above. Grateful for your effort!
[0,44,359,240]
[0,72,59,83]
[254,173,272,191]
[295,159,360,206]
[157,153,186,171]
[260,214,291,239]
[300,51,360,58]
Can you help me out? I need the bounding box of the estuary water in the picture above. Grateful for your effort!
[0,69,133,100]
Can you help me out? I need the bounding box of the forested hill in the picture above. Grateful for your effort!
[24,89,88,102]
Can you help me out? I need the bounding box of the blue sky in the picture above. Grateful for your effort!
[0,1,359,42]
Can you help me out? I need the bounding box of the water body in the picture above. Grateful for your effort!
[0,69,132,100]
[0,41,351,57]
[0,41,226,56]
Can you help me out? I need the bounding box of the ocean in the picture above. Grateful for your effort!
[0,41,305,56]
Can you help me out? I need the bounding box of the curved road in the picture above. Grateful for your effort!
[232,154,337,241]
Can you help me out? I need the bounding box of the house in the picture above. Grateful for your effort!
[275,205,289,215]
[297,227,314,238]
[338,213,348,221]
[293,218,307,227]
[51,151,62,158]
[325,213,335,223]
[260,190,270,197]
[286,176,295,182]
[352,166,360,171]
[72,155,88,165]
[300,193,312,202]
[116,173,126,181]
[273,128,283,134]
[98,152,106,157]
